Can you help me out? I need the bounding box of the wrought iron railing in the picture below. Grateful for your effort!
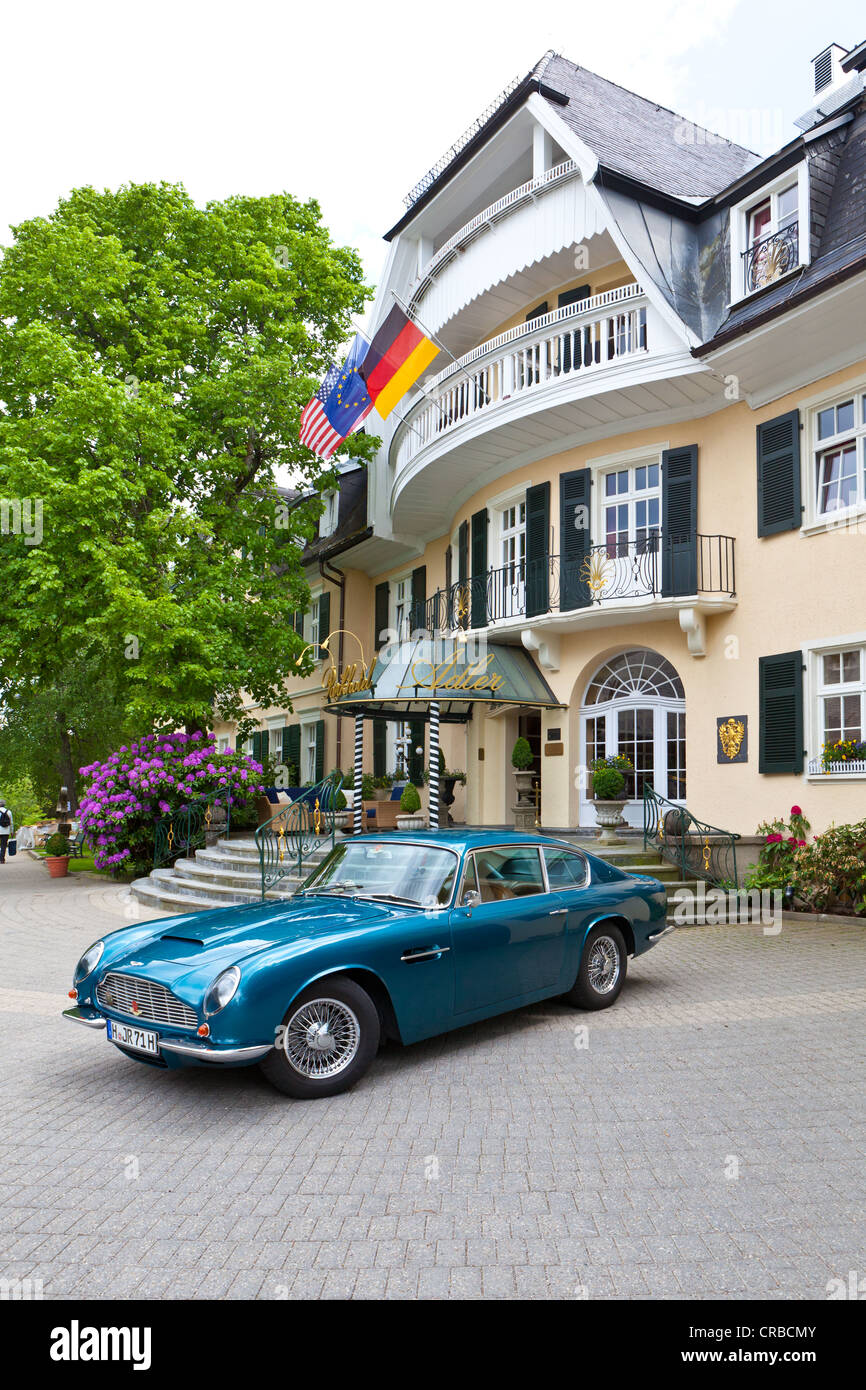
[153,798,231,870]
[422,534,735,632]
[742,222,799,294]
[255,771,343,900]
[643,785,739,887]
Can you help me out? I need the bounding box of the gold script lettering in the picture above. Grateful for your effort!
[398,652,505,694]
[323,659,376,700]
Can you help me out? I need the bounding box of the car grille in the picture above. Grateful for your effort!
[97,973,198,1029]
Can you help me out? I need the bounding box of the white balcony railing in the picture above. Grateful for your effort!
[394,283,647,471]
[411,159,580,303]
[807,757,866,775]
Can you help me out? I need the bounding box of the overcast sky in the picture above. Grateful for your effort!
[2,0,863,291]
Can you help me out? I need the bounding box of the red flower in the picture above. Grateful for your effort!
[790,805,802,816]
[787,836,797,845]
[766,833,783,843]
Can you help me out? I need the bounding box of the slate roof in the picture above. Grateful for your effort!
[540,54,760,199]
[301,465,369,565]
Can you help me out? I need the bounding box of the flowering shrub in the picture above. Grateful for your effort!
[78,732,265,875]
[745,806,811,890]
[820,738,866,770]
[788,819,866,917]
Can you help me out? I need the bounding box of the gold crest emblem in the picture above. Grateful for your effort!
[718,717,745,760]
[579,551,612,597]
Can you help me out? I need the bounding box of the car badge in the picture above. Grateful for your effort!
[131,1001,141,1015]
[129,960,143,966]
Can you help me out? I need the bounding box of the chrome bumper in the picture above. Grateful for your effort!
[159,1039,273,1063]
[63,1006,271,1063]
[63,1006,106,1029]
[648,923,676,943]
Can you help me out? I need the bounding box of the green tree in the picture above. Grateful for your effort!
[0,182,376,746]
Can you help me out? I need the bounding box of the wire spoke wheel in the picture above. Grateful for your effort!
[283,997,361,1078]
[587,935,621,995]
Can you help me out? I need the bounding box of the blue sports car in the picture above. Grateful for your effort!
[64,831,671,1099]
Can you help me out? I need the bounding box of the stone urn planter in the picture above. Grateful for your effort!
[44,855,71,878]
[332,811,350,832]
[373,786,390,802]
[593,800,628,846]
[396,814,425,832]
[513,769,535,806]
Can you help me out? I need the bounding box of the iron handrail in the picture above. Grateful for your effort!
[254,771,344,900]
[643,784,739,888]
[153,797,231,870]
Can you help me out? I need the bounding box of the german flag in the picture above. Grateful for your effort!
[361,305,439,419]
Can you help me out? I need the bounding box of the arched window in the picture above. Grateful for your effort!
[584,649,684,706]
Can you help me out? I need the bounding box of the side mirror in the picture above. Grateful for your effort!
[462,889,481,909]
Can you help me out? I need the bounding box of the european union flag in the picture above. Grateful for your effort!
[322,333,373,438]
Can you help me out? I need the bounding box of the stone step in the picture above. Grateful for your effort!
[173,857,304,892]
[152,868,294,904]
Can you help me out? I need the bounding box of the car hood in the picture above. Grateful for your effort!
[99,894,411,990]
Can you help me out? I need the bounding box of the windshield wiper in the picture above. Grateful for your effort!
[356,892,419,906]
[299,883,362,897]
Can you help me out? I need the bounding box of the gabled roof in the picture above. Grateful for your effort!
[386,50,760,239]
[540,54,760,199]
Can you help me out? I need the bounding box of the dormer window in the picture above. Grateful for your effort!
[319,490,339,538]
[731,165,808,302]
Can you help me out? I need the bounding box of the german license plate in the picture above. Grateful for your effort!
[106,1018,159,1055]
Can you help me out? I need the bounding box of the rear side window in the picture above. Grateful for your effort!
[470,846,545,901]
[543,847,589,889]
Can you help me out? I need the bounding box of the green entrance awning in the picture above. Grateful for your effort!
[323,637,562,722]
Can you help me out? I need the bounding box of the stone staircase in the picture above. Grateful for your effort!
[130,836,330,914]
[583,842,700,922]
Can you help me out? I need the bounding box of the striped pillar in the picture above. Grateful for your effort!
[353,716,364,835]
[427,702,440,831]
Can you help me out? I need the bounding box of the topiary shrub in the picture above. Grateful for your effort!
[399,783,422,814]
[334,789,347,811]
[511,737,533,770]
[44,833,71,857]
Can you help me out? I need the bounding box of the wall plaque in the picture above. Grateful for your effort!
[717,715,748,763]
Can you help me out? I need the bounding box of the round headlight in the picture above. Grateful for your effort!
[204,966,241,1017]
[74,940,105,982]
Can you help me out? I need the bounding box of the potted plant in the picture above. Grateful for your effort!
[361,773,376,803]
[511,737,535,806]
[396,783,425,831]
[373,774,392,802]
[424,749,467,826]
[590,756,632,845]
[43,832,72,878]
[332,789,350,831]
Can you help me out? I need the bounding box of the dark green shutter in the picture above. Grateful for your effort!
[250,732,261,764]
[284,725,300,785]
[374,582,389,650]
[759,652,804,774]
[560,468,592,610]
[525,301,549,321]
[757,411,801,536]
[314,719,325,783]
[410,565,426,632]
[525,482,550,617]
[661,445,698,596]
[372,719,386,778]
[457,522,468,583]
[408,719,425,786]
[470,508,488,629]
[317,591,330,659]
[251,730,269,767]
[291,609,304,636]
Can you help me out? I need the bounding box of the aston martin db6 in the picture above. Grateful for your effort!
[64,831,671,1098]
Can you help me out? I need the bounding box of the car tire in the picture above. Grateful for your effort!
[564,924,627,1011]
[259,975,380,1099]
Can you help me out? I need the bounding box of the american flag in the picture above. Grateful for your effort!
[299,363,342,458]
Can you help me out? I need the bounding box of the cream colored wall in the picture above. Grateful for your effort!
[401,356,866,836]
[486,259,634,343]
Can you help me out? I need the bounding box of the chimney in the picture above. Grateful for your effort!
[811,44,849,97]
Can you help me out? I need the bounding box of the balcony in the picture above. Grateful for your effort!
[741,223,799,295]
[419,534,736,641]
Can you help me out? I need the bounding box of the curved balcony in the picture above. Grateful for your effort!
[421,535,737,636]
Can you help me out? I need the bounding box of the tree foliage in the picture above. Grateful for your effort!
[0,181,376,739]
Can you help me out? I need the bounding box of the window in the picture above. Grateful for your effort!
[303,722,318,783]
[499,501,526,618]
[543,847,589,889]
[392,576,410,641]
[319,491,339,537]
[468,846,545,901]
[602,464,660,556]
[308,601,320,656]
[819,648,864,746]
[812,392,866,519]
[732,166,806,301]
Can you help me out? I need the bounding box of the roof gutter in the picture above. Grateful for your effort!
[694,251,866,356]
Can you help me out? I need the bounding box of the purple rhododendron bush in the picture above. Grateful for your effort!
[78,732,265,875]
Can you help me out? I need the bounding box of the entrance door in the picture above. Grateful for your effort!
[578,649,686,828]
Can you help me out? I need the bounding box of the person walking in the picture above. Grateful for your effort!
[0,801,13,864]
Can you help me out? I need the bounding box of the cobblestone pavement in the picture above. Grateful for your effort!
[1,850,864,1301]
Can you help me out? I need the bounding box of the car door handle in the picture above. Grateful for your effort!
[400,946,451,963]
[548,908,568,916]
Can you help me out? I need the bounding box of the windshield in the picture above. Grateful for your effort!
[300,841,458,907]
